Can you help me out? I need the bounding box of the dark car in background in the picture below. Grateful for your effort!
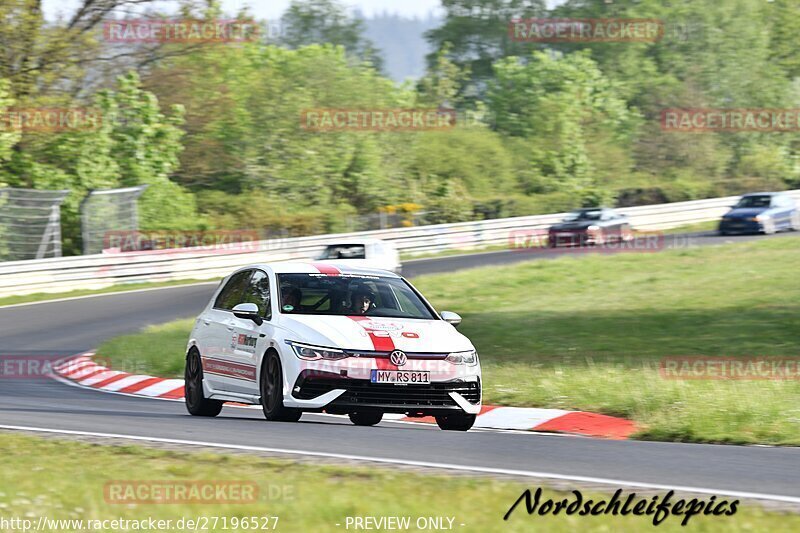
[548,208,633,248]
[719,193,799,235]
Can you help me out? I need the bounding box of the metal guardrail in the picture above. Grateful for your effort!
[1,190,798,298]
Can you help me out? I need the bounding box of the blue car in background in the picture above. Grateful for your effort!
[719,192,800,235]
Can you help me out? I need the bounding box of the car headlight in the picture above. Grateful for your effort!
[587,225,600,232]
[445,350,478,366]
[754,214,769,222]
[287,341,348,360]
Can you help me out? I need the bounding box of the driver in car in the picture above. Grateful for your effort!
[350,288,375,315]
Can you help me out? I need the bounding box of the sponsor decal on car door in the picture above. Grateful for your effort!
[218,269,273,394]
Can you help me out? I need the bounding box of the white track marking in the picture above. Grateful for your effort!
[78,371,125,387]
[135,379,185,397]
[0,424,798,504]
[95,374,152,392]
[0,281,218,310]
[475,407,571,430]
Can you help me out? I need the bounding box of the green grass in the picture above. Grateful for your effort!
[99,318,196,378]
[97,237,800,444]
[1,433,797,532]
[412,236,800,444]
[662,220,720,234]
[0,279,214,308]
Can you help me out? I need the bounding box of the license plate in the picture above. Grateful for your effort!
[370,370,431,384]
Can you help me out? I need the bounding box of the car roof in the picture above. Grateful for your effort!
[322,238,386,246]
[741,192,780,197]
[240,261,401,278]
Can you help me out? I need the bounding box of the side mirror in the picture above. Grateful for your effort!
[441,311,462,327]
[232,303,263,325]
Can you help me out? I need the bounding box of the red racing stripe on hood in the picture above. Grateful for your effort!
[348,316,397,370]
[311,263,341,276]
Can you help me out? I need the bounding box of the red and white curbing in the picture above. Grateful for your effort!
[54,353,184,400]
[54,353,637,439]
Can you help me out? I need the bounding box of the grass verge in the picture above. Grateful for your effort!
[0,433,796,532]
[0,279,213,308]
[97,237,800,444]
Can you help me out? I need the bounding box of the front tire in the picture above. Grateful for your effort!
[185,350,223,417]
[260,351,302,422]
[435,413,476,431]
[349,411,383,426]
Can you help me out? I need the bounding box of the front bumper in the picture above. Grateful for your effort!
[548,231,596,247]
[719,219,762,234]
[289,370,481,415]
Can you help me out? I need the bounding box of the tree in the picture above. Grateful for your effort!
[280,0,383,70]
[425,0,546,100]
[489,50,635,195]
[96,72,195,230]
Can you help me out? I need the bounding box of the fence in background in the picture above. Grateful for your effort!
[80,185,148,255]
[2,189,798,299]
[0,188,70,261]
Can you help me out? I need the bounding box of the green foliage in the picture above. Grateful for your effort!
[424,180,475,224]
[489,51,636,196]
[1,72,198,253]
[425,0,546,97]
[281,0,383,70]
[4,0,800,257]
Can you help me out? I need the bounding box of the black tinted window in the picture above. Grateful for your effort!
[240,270,271,318]
[736,196,772,208]
[320,244,366,259]
[214,270,252,310]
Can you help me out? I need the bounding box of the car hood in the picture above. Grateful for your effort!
[279,314,474,353]
[725,207,768,218]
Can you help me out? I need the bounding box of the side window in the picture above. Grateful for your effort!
[214,270,252,311]
[241,270,271,319]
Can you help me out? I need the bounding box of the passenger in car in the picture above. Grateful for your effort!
[281,287,302,310]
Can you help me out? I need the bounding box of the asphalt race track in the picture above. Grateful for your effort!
[2,230,800,504]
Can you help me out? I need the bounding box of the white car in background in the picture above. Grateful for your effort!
[316,238,401,273]
[185,262,481,431]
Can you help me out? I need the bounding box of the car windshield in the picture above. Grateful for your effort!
[564,209,603,221]
[319,244,366,259]
[277,273,436,319]
[735,196,772,208]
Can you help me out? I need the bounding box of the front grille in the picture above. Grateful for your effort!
[295,376,481,408]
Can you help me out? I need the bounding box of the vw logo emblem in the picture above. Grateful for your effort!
[389,350,407,366]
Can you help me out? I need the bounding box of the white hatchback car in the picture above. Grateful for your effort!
[315,238,402,273]
[185,262,481,430]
